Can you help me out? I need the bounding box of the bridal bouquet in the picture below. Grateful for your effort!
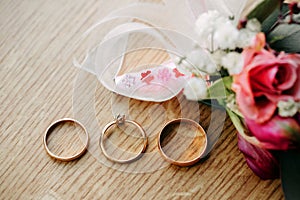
[176,0,300,195]
[177,0,300,181]
[77,0,300,197]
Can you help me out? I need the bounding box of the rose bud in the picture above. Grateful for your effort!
[245,115,300,150]
[237,134,279,180]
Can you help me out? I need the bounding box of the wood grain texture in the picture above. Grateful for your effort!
[0,0,284,199]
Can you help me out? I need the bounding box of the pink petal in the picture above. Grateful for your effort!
[245,115,300,150]
[238,134,279,180]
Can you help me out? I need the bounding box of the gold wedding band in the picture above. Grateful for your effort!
[157,118,207,167]
[100,115,148,164]
[43,118,89,162]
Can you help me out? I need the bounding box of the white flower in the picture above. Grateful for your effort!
[214,21,239,50]
[195,10,229,50]
[236,18,261,48]
[246,18,261,32]
[183,77,207,101]
[278,99,300,117]
[204,60,218,74]
[195,12,261,51]
[211,50,227,70]
[236,29,256,48]
[187,49,205,69]
[195,10,227,38]
[183,49,217,75]
[221,52,243,75]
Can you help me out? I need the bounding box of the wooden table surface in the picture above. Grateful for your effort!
[0,0,284,199]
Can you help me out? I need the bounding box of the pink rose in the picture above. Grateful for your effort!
[232,33,300,150]
[246,115,300,150]
[232,45,300,124]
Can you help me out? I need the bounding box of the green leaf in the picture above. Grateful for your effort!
[226,109,245,135]
[267,24,300,53]
[199,99,225,110]
[262,4,289,33]
[247,0,280,23]
[207,76,233,99]
[223,76,233,90]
